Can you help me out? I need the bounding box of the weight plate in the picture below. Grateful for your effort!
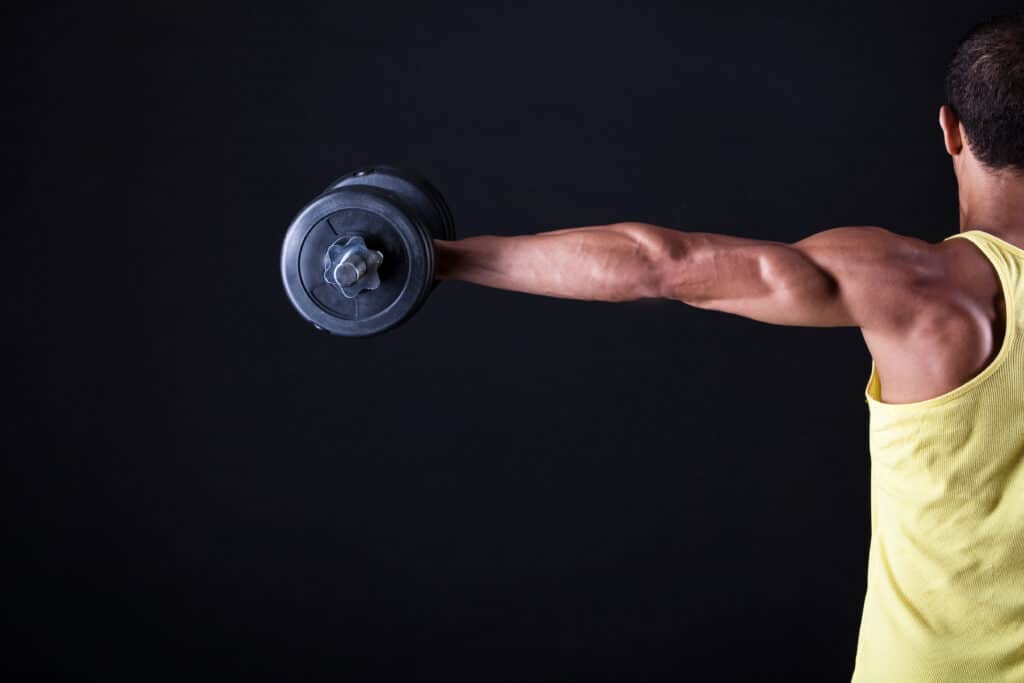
[281,186,434,337]
[326,166,456,242]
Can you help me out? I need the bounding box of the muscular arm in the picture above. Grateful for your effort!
[434,222,944,330]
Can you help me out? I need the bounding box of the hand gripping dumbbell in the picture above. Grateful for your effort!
[280,166,456,337]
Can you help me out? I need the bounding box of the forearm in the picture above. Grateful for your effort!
[433,222,680,302]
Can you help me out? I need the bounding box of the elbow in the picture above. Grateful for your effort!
[620,223,699,302]
[607,222,687,300]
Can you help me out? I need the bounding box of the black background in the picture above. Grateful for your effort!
[9,1,1016,680]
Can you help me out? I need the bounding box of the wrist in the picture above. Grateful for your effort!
[433,239,457,280]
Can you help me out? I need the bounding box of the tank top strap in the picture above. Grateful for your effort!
[945,230,1024,294]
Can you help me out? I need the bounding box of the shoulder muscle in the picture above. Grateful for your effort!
[791,226,946,332]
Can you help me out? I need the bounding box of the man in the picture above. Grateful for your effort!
[434,15,1024,682]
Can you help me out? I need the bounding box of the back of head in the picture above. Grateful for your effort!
[945,14,1024,173]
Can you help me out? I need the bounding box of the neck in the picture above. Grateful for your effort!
[958,160,1024,241]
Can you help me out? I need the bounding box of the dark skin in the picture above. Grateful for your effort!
[434,106,1022,404]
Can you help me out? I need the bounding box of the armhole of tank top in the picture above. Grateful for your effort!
[864,231,1016,410]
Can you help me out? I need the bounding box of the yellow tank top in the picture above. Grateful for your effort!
[852,230,1024,682]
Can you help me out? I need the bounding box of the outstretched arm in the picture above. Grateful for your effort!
[434,222,944,330]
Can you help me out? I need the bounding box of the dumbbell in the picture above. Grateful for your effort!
[280,166,455,337]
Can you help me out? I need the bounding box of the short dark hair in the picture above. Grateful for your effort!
[945,14,1024,171]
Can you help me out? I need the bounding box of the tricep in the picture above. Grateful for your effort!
[655,225,941,329]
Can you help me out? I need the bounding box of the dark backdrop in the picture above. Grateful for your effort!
[9,1,1015,680]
